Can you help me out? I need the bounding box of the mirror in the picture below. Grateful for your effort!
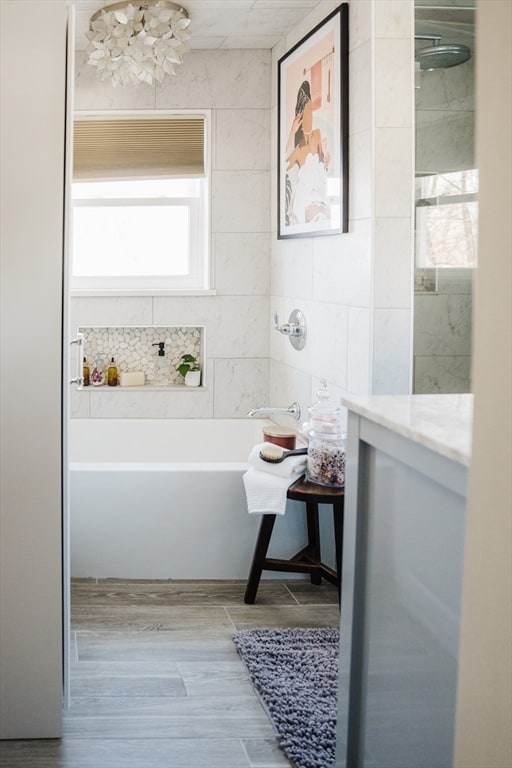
[413,0,476,394]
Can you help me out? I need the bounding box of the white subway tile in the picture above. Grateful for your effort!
[70,297,153,329]
[372,307,412,394]
[375,0,413,38]
[375,39,413,128]
[212,171,270,233]
[349,128,373,220]
[414,293,473,356]
[413,355,471,394]
[88,387,214,419]
[215,233,270,295]
[375,127,413,218]
[213,358,269,418]
[156,50,271,110]
[374,217,413,308]
[74,53,156,111]
[214,109,270,171]
[347,307,371,394]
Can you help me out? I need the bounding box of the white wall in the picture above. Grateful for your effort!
[71,49,272,420]
[0,0,66,738]
[270,0,414,424]
[454,1,512,765]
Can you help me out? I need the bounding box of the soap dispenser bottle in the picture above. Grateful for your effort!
[151,341,169,386]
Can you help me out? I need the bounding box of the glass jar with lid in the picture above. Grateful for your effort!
[305,380,346,487]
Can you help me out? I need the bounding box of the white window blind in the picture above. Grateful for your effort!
[73,116,205,180]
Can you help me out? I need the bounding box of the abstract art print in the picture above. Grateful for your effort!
[278,4,348,239]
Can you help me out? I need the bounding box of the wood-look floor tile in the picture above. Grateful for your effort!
[76,632,238,662]
[242,738,292,767]
[71,580,294,607]
[0,737,252,767]
[63,715,275,740]
[285,581,339,605]
[177,661,253,697]
[70,660,181,676]
[71,674,187,697]
[225,603,341,629]
[65,694,265,718]
[71,604,235,632]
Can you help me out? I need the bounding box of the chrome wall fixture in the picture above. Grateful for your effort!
[246,401,301,421]
[274,309,307,350]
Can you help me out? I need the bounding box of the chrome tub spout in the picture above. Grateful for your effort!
[246,401,301,422]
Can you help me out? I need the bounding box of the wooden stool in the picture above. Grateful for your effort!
[244,475,345,604]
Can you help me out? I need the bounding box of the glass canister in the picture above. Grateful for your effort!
[91,358,106,386]
[305,381,346,487]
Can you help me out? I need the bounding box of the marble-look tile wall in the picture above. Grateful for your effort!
[414,269,473,393]
[71,49,271,419]
[414,38,475,393]
[270,0,414,428]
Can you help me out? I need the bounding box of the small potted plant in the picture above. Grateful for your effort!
[176,353,201,387]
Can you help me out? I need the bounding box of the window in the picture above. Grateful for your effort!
[71,113,209,294]
[415,169,478,269]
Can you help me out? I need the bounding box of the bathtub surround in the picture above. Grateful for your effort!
[72,47,272,420]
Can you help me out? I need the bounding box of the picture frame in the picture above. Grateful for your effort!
[277,3,349,239]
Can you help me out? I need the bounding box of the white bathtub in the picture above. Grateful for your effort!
[69,418,313,579]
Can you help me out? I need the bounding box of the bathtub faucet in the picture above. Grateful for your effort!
[246,401,301,422]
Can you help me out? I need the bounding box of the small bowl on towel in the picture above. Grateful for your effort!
[262,427,296,450]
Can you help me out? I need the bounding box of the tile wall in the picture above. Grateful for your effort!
[72,1,416,425]
[269,0,414,428]
[71,49,271,419]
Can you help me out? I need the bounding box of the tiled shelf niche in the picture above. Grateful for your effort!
[79,326,204,389]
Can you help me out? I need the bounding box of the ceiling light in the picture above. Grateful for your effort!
[86,1,191,87]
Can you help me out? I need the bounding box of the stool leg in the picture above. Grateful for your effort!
[244,514,276,604]
[333,498,344,604]
[306,501,322,585]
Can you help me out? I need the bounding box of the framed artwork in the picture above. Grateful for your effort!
[277,4,349,239]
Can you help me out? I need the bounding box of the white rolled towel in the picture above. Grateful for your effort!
[243,443,307,515]
[243,467,294,515]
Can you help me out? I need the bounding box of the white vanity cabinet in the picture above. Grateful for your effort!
[336,395,472,768]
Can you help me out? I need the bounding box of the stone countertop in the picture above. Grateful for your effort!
[341,394,473,466]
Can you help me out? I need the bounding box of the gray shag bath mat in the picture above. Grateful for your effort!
[233,627,339,768]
